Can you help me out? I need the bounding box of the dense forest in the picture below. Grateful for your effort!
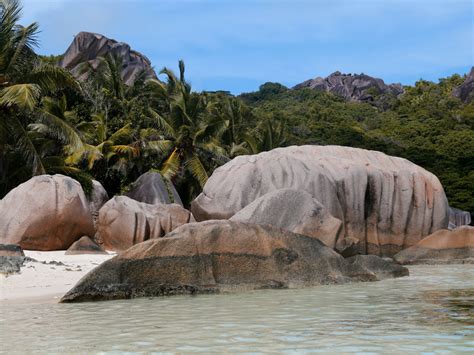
[1,0,473,216]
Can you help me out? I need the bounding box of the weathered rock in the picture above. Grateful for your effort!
[125,172,182,206]
[0,175,95,250]
[453,67,474,103]
[394,226,474,265]
[61,220,408,302]
[338,237,361,258]
[191,145,450,256]
[59,32,156,85]
[0,244,24,257]
[88,180,109,218]
[448,207,471,230]
[0,256,27,275]
[66,236,107,255]
[346,255,409,280]
[293,71,404,102]
[230,189,342,249]
[96,196,193,251]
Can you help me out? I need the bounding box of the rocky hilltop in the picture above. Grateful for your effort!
[453,67,474,103]
[293,71,404,102]
[59,32,156,85]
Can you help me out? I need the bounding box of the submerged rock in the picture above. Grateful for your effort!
[394,226,474,265]
[96,196,193,251]
[125,172,182,206]
[0,175,95,250]
[61,220,408,302]
[66,236,107,255]
[230,189,342,249]
[192,145,449,256]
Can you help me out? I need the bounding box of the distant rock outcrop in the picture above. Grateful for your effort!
[191,145,450,256]
[61,220,408,302]
[453,67,474,103]
[59,32,156,85]
[293,71,404,103]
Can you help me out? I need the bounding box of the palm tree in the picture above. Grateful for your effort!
[146,60,227,191]
[0,0,81,195]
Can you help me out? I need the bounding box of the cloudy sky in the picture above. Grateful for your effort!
[22,0,473,94]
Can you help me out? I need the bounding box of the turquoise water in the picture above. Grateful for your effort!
[1,265,473,353]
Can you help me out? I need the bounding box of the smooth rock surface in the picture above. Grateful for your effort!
[192,145,450,256]
[293,71,404,102]
[96,196,193,251]
[0,175,95,250]
[59,32,156,85]
[66,236,107,255]
[125,172,182,206]
[394,226,474,264]
[61,220,408,302]
[230,189,342,249]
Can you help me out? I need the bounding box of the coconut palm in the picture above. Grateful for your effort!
[146,60,228,191]
[0,0,80,192]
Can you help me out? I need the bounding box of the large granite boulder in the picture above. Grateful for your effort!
[65,236,107,255]
[61,220,408,302]
[394,226,474,264]
[453,67,474,103]
[59,32,156,85]
[230,189,342,249]
[191,146,450,256]
[96,196,193,251]
[0,175,95,250]
[125,172,182,206]
[293,71,404,102]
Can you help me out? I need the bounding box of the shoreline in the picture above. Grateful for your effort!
[0,250,114,305]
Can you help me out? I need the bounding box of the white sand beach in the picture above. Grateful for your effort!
[0,251,114,304]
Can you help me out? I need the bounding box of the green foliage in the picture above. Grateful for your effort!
[1,0,472,219]
[240,74,473,215]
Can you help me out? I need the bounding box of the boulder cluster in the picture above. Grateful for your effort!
[0,145,471,301]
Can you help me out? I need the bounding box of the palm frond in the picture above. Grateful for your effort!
[7,114,45,175]
[148,108,175,137]
[160,147,180,180]
[37,111,84,153]
[29,64,80,92]
[145,139,173,154]
[185,153,208,187]
[0,83,41,110]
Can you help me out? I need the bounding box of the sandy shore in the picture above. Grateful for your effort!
[0,250,114,304]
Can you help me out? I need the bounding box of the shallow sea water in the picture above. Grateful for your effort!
[1,265,473,353]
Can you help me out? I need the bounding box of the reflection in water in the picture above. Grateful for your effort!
[1,265,474,353]
[422,289,474,325]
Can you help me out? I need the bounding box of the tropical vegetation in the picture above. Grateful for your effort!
[1,0,472,216]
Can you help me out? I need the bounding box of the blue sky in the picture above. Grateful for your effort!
[22,0,473,94]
